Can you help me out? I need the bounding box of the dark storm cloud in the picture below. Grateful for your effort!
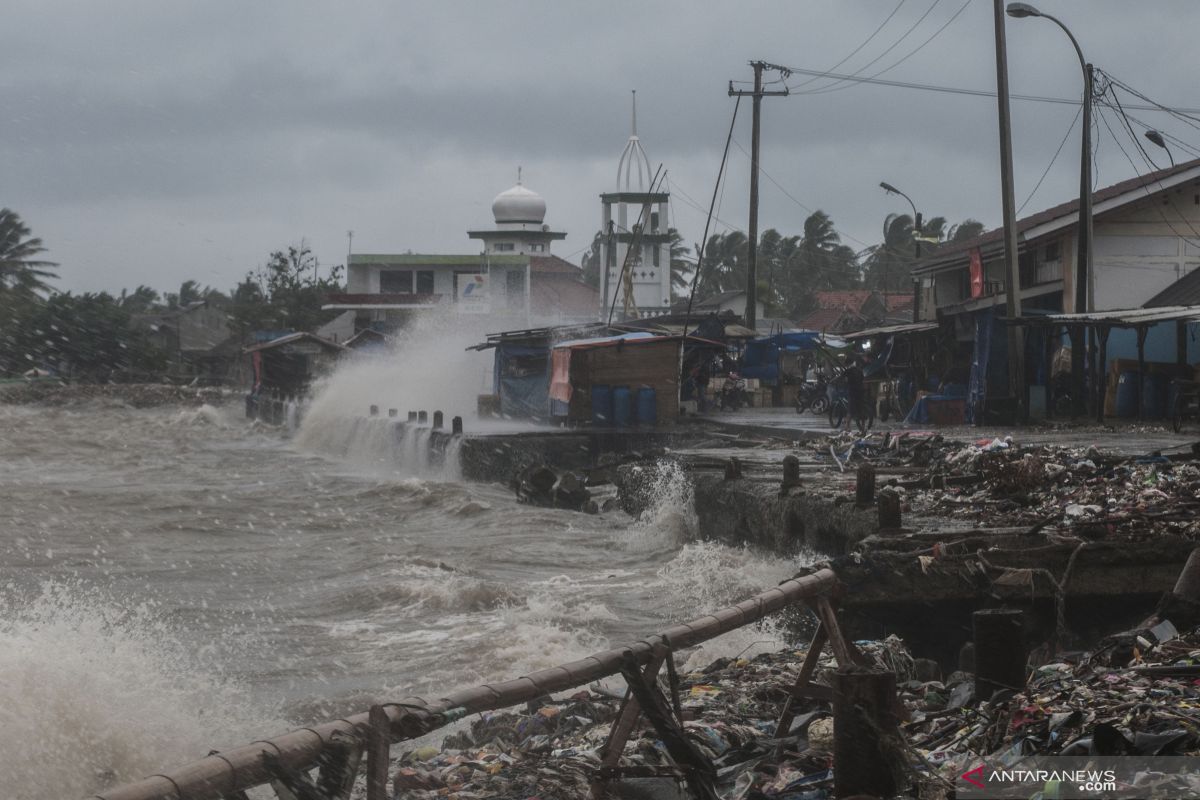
[3,1,1199,292]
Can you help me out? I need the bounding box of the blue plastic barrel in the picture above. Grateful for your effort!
[612,386,633,428]
[1115,371,1139,418]
[635,386,657,427]
[1142,373,1168,418]
[590,385,613,426]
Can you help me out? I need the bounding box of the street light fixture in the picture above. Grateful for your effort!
[1144,129,1175,167]
[1006,2,1092,316]
[1007,1,1093,421]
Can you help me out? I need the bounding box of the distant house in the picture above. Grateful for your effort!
[324,180,598,333]
[134,300,240,383]
[244,332,347,397]
[797,290,912,334]
[671,289,764,323]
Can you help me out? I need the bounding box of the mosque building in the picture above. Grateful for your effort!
[323,174,596,334]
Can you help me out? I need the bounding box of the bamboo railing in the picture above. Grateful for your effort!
[92,567,839,800]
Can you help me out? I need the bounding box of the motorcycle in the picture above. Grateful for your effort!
[794,376,830,415]
[718,372,750,411]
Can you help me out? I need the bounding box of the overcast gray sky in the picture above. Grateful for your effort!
[6,1,1200,296]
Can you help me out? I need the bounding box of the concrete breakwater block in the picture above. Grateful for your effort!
[614,459,878,556]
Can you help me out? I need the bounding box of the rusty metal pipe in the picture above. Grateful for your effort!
[93,568,838,800]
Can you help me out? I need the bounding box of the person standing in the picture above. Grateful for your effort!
[845,355,867,435]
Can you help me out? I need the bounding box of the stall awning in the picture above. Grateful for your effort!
[840,321,940,340]
[1010,305,1200,328]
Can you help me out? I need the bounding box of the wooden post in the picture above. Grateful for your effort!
[973,608,1026,701]
[369,405,379,417]
[782,454,801,490]
[855,464,876,506]
[407,411,417,422]
[1177,320,1188,370]
[831,667,901,799]
[432,411,444,430]
[1096,326,1110,423]
[1136,325,1148,421]
[387,408,398,418]
[877,488,901,530]
[1172,548,1200,602]
[366,705,390,800]
[452,416,463,435]
[1045,324,1056,420]
[418,410,428,424]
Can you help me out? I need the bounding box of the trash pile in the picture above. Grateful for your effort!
[380,624,1200,799]
[384,638,918,800]
[809,430,1200,541]
[916,622,1200,794]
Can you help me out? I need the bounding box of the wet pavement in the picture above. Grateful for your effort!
[695,407,1199,457]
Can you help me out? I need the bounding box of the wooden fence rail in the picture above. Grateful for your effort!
[92,567,840,800]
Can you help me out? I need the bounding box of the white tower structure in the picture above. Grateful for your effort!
[469,168,567,255]
[599,91,672,320]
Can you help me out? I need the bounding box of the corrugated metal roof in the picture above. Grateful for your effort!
[1013,305,1200,326]
[1144,268,1200,308]
[841,321,940,339]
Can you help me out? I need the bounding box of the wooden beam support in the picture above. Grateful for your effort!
[618,655,719,800]
[366,705,390,800]
[774,623,828,738]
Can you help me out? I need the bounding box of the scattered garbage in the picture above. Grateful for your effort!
[382,624,1200,799]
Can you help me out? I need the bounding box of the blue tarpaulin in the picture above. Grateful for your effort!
[966,307,994,424]
[494,342,550,418]
[741,331,825,382]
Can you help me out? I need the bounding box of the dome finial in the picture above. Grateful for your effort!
[517,165,522,185]
[631,89,637,137]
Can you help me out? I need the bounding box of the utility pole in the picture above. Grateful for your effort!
[993,0,1026,421]
[729,61,788,332]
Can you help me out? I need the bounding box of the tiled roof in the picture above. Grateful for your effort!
[529,255,583,275]
[324,293,442,306]
[531,274,600,317]
[798,308,853,332]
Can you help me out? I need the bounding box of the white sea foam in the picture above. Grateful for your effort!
[619,459,698,552]
[0,582,280,799]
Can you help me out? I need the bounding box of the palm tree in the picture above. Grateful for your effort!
[0,209,58,297]
[863,213,915,293]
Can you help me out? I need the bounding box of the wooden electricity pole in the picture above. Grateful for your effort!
[729,61,788,333]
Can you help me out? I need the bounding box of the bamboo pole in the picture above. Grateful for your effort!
[94,569,841,800]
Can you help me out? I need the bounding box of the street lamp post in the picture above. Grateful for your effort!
[880,181,923,322]
[1008,2,1092,419]
[1144,129,1175,167]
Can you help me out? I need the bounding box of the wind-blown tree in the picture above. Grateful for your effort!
[229,242,344,334]
[947,219,986,244]
[863,213,916,293]
[770,212,861,316]
[0,209,58,298]
[695,231,748,298]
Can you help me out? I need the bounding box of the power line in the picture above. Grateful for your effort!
[1018,103,1082,214]
[798,0,972,96]
[776,65,1200,114]
[1094,103,1200,247]
[788,0,908,90]
[730,137,872,249]
[794,0,943,94]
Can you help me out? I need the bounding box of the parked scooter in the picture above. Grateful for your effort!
[794,375,830,415]
[718,372,750,411]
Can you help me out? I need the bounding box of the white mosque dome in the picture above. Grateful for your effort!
[492,182,546,224]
